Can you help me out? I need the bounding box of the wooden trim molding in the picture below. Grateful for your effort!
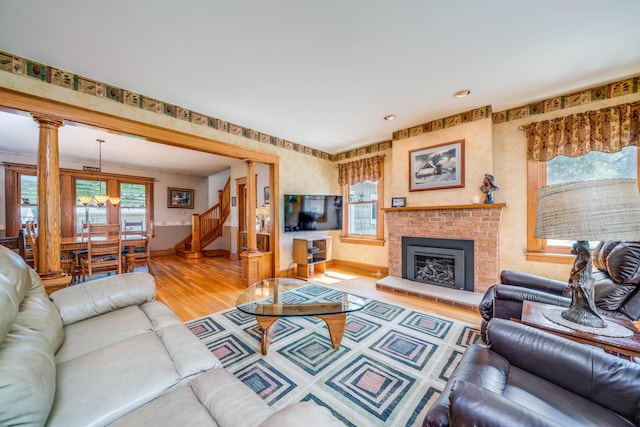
[339,237,385,246]
[382,203,507,212]
[0,87,280,165]
[329,259,389,276]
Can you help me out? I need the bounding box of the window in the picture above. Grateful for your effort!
[19,174,38,225]
[4,163,154,238]
[76,179,108,229]
[342,178,384,245]
[120,183,148,230]
[527,146,639,260]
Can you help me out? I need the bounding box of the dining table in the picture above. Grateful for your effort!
[59,234,147,273]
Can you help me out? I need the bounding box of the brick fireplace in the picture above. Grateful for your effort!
[381,204,506,302]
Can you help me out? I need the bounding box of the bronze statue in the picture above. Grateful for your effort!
[480,174,500,204]
[562,241,606,327]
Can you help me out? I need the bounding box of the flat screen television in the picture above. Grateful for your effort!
[284,194,343,232]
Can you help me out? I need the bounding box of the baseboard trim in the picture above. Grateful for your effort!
[329,259,388,277]
[204,249,231,258]
[151,249,174,257]
[277,260,388,279]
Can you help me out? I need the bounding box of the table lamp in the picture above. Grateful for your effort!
[534,179,640,328]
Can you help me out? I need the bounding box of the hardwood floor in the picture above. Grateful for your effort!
[150,254,481,326]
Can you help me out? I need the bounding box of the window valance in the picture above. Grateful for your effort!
[337,155,384,186]
[524,101,640,161]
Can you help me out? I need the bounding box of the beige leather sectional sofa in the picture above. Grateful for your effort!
[0,245,341,427]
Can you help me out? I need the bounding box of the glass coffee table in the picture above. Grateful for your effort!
[236,278,365,355]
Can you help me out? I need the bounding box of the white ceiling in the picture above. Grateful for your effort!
[0,111,237,177]
[1,1,640,172]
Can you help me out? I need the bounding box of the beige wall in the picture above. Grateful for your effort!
[391,118,494,205]
[278,148,338,270]
[332,149,392,269]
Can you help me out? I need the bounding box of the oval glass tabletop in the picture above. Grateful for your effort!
[236,277,365,317]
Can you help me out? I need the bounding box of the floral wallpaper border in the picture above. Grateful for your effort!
[492,76,640,124]
[1,50,637,161]
[392,106,493,141]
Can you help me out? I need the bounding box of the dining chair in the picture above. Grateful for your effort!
[0,230,27,261]
[123,220,144,234]
[24,221,37,268]
[123,221,154,273]
[81,223,122,281]
[24,221,75,279]
[69,221,91,283]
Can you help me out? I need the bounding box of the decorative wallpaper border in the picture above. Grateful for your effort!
[335,140,393,161]
[0,50,336,161]
[392,106,493,141]
[1,49,637,161]
[492,76,640,124]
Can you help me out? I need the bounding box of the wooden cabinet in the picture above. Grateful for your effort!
[293,236,331,278]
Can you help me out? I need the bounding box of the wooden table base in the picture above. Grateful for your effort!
[256,312,347,355]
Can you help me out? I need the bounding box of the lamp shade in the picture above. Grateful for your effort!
[534,179,640,241]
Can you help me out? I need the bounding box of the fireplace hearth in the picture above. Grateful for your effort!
[402,237,474,292]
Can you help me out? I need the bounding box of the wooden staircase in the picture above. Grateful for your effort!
[175,178,231,259]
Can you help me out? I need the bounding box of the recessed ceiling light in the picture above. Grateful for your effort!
[453,89,471,98]
[384,114,396,121]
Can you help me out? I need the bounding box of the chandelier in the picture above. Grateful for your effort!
[78,139,121,209]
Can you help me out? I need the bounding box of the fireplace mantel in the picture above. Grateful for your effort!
[382,202,507,212]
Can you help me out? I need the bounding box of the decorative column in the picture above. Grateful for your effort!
[245,160,258,252]
[241,160,266,286]
[33,114,70,288]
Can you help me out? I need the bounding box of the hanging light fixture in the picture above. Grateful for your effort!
[78,139,121,211]
[93,139,110,206]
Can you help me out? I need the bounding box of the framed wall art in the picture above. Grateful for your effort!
[264,186,270,205]
[167,187,194,209]
[409,139,465,192]
[391,197,406,208]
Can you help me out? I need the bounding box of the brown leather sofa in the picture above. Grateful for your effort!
[423,318,640,427]
[479,241,640,342]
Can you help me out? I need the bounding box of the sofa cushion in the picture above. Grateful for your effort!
[594,275,637,311]
[258,402,344,427]
[50,272,156,325]
[502,365,634,426]
[48,332,186,427]
[55,305,153,364]
[594,241,640,285]
[108,386,220,427]
[192,368,275,427]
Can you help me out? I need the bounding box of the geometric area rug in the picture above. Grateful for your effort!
[187,284,481,427]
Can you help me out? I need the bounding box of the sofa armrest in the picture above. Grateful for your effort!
[258,402,343,427]
[448,380,561,427]
[487,318,640,421]
[50,272,156,325]
[423,344,510,427]
[500,270,568,294]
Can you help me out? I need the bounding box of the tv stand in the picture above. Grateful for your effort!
[293,236,331,278]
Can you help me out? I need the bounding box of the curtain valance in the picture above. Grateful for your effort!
[524,101,640,161]
[337,155,384,186]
